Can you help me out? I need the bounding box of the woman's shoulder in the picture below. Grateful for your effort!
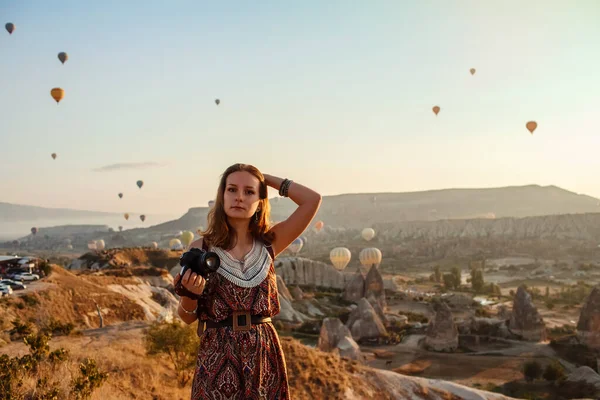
[188,237,204,250]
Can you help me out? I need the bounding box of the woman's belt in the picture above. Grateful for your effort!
[201,311,272,333]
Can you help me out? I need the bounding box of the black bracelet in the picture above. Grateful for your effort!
[284,180,292,197]
[279,179,289,197]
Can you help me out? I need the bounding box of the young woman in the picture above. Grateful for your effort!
[174,163,321,399]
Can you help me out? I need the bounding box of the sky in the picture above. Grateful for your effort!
[1,0,600,217]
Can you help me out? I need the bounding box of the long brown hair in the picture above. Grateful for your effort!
[201,163,274,249]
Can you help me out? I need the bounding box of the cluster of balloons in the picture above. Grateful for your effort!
[326,227,380,272]
[431,68,537,135]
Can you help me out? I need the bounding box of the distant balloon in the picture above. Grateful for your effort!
[124,213,129,220]
[288,238,303,255]
[169,238,182,250]
[196,226,204,236]
[208,200,215,208]
[118,226,123,232]
[330,247,351,271]
[140,214,146,222]
[87,241,97,251]
[314,221,324,232]
[215,99,220,105]
[118,193,123,199]
[470,68,476,75]
[136,180,144,189]
[361,228,375,241]
[31,227,38,235]
[180,231,194,247]
[5,23,14,35]
[150,242,158,249]
[66,244,73,250]
[50,88,65,104]
[58,52,68,64]
[51,153,57,160]
[432,106,440,116]
[526,121,537,134]
[95,240,105,251]
[359,247,382,269]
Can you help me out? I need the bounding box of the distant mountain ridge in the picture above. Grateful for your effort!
[142,184,600,232]
[0,202,120,222]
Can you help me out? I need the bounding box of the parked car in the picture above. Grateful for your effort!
[0,284,13,295]
[12,272,40,282]
[0,279,26,290]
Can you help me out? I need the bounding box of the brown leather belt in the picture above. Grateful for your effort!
[201,311,272,333]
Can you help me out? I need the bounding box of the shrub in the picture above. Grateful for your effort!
[523,361,542,382]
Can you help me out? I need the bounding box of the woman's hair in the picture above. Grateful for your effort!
[201,163,274,249]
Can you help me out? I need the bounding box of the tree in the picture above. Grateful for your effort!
[523,361,542,382]
[543,361,565,382]
[443,274,456,290]
[144,321,198,386]
[451,267,462,289]
[471,268,485,293]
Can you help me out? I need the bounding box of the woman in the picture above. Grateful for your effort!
[174,163,322,399]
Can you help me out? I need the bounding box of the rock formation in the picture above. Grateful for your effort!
[508,285,547,341]
[290,285,304,301]
[424,301,458,352]
[275,257,349,289]
[318,317,364,362]
[345,298,388,341]
[364,264,386,309]
[343,271,365,303]
[577,285,600,349]
[276,275,293,301]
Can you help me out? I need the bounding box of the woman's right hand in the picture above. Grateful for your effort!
[174,269,206,295]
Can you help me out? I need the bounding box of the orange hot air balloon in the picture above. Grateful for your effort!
[470,68,476,75]
[526,121,537,134]
[124,213,129,220]
[314,220,324,232]
[5,23,15,35]
[432,106,440,116]
[51,153,57,160]
[50,88,64,104]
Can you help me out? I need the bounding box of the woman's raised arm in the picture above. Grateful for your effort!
[264,174,322,257]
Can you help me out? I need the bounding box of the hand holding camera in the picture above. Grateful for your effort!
[174,247,221,299]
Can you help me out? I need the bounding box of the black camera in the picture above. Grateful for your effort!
[174,248,221,299]
[179,247,221,279]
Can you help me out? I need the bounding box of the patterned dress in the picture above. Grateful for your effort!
[191,239,290,400]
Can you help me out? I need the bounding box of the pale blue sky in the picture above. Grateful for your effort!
[1,0,599,216]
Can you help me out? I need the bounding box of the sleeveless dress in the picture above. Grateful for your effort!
[191,239,290,400]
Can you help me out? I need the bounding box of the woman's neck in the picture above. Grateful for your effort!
[228,218,253,248]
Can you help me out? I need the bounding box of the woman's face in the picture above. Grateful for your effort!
[223,171,261,220]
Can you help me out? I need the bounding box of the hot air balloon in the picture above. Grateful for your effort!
[359,247,382,271]
[31,227,38,235]
[118,193,123,199]
[314,221,324,232]
[215,99,220,105]
[5,23,14,34]
[140,214,146,222]
[470,68,476,75]
[50,88,64,104]
[95,240,105,251]
[330,247,351,271]
[51,153,57,160]
[432,106,440,116]
[136,180,144,189]
[169,238,182,250]
[362,228,375,241]
[288,238,303,255]
[150,242,158,249]
[66,244,73,250]
[180,231,194,247]
[58,52,68,64]
[526,121,537,134]
[124,213,129,220]
[196,226,204,236]
[118,226,123,232]
[208,200,215,208]
[87,240,97,251]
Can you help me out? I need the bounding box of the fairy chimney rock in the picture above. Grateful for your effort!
[509,285,547,342]
[577,286,600,349]
[424,301,458,352]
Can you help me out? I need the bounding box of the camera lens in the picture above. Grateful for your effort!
[205,254,220,270]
